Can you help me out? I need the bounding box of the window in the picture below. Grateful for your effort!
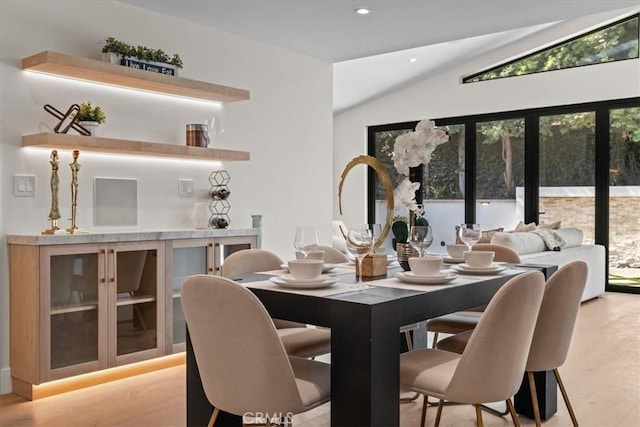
[464,14,639,83]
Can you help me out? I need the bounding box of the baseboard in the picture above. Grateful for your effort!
[0,367,11,395]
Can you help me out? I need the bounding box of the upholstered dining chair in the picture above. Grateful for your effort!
[181,275,331,427]
[222,249,331,358]
[437,261,588,427]
[400,270,545,427]
[425,243,521,348]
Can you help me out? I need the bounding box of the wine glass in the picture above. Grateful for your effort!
[345,229,372,288]
[294,226,318,259]
[363,223,382,256]
[410,225,433,257]
[207,113,224,146]
[459,223,482,251]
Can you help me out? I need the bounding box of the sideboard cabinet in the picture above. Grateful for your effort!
[8,229,258,399]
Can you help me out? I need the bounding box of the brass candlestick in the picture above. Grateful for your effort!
[42,150,67,235]
[66,149,88,234]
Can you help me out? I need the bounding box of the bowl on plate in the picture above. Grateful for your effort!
[446,244,467,259]
[408,256,443,276]
[463,251,494,268]
[287,259,323,280]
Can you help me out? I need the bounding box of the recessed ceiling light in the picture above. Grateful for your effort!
[355,8,370,15]
[409,58,417,63]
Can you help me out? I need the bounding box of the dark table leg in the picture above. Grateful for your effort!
[514,371,558,420]
[330,300,400,426]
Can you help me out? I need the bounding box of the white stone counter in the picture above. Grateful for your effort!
[7,228,259,246]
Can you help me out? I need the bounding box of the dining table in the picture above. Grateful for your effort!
[186,260,558,426]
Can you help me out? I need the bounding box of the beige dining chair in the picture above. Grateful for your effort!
[426,243,521,348]
[222,249,331,358]
[437,261,588,427]
[400,270,545,427]
[181,275,331,427]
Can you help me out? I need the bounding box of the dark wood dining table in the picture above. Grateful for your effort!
[186,263,558,426]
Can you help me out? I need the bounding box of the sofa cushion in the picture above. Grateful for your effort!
[490,232,546,255]
[455,226,504,244]
[554,227,583,248]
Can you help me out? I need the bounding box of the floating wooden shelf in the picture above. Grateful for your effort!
[22,51,250,103]
[23,133,250,162]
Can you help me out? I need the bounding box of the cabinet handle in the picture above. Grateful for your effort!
[208,243,213,247]
[101,278,106,283]
[109,277,115,282]
[208,267,213,272]
[110,249,115,254]
[101,249,106,254]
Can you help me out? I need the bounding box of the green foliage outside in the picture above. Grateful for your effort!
[373,107,640,201]
[465,16,639,83]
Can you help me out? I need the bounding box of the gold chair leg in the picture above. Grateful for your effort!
[480,402,509,416]
[475,404,484,427]
[434,400,444,427]
[431,331,439,348]
[207,407,219,427]
[405,330,414,351]
[400,392,421,403]
[420,394,428,427]
[527,371,542,427]
[506,398,520,427]
[554,368,579,427]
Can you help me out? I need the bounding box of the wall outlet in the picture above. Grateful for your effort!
[179,179,194,198]
[14,174,36,197]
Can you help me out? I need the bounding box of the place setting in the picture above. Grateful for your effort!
[270,259,339,289]
[451,250,507,275]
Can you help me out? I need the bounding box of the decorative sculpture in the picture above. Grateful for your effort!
[42,150,67,235]
[209,170,231,228]
[66,150,88,234]
[43,104,90,135]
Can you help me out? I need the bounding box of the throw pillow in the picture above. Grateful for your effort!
[514,221,536,232]
[538,221,562,230]
[455,226,504,244]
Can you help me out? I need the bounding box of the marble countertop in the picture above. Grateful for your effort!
[7,228,259,245]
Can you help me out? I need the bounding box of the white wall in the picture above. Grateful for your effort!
[0,0,333,393]
[334,7,640,229]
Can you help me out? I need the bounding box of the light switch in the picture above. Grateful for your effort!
[14,175,36,197]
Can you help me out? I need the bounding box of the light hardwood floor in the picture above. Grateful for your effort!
[1,292,638,427]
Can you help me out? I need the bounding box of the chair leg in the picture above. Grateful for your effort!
[554,368,579,427]
[431,331,439,348]
[480,402,509,417]
[207,407,219,427]
[475,404,484,427]
[434,400,444,427]
[400,392,421,404]
[405,330,414,351]
[527,371,542,427]
[506,398,521,427]
[420,395,428,427]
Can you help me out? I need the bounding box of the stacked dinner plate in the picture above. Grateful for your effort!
[394,270,458,285]
[270,274,338,289]
[451,262,507,275]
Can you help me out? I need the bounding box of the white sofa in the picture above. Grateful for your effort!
[491,228,605,302]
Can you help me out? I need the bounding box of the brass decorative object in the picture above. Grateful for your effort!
[66,150,88,234]
[338,155,394,250]
[42,150,67,235]
[43,103,90,135]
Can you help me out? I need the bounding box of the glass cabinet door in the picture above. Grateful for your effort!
[44,245,105,378]
[112,242,165,363]
[170,240,212,351]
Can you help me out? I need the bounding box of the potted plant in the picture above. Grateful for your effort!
[102,37,183,76]
[73,101,106,136]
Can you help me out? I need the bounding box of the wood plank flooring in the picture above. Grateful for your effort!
[1,292,638,426]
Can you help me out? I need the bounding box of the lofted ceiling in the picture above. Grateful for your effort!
[120,1,639,111]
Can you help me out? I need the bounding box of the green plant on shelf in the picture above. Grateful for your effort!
[102,36,183,68]
[74,102,106,124]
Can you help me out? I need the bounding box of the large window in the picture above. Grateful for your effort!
[464,14,639,83]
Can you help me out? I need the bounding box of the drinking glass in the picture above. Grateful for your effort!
[459,223,482,251]
[363,223,382,255]
[294,226,318,258]
[345,229,372,288]
[410,225,433,257]
[207,113,224,146]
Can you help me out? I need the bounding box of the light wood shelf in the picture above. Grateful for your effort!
[22,133,250,162]
[116,294,157,307]
[22,51,250,103]
[51,303,98,315]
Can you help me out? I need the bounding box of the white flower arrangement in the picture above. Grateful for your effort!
[392,119,449,213]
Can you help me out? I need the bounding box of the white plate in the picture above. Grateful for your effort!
[395,272,458,285]
[280,263,337,273]
[270,276,338,289]
[279,274,332,284]
[404,271,449,278]
[458,262,505,270]
[452,264,507,275]
[442,256,465,264]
